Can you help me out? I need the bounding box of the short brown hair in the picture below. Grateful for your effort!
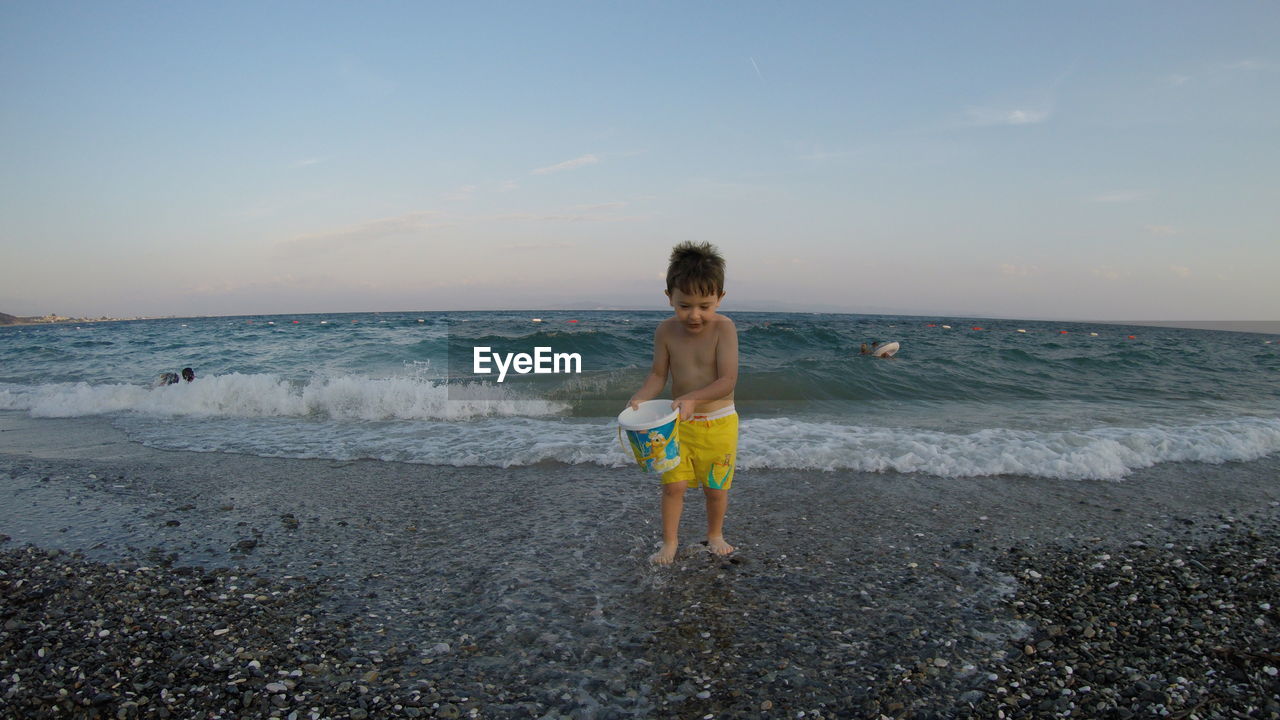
[666,241,725,296]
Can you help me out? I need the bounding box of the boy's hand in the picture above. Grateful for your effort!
[672,396,697,421]
[627,396,641,411]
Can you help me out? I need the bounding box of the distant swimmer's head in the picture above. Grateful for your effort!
[181,367,195,382]
[666,241,725,299]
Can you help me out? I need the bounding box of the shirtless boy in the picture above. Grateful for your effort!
[628,242,739,565]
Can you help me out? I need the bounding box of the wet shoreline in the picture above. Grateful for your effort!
[1,415,1278,718]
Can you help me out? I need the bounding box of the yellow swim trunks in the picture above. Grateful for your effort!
[661,406,738,490]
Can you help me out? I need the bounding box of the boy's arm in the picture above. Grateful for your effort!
[673,317,738,418]
[627,326,670,410]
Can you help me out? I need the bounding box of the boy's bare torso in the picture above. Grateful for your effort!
[659,315,735,413]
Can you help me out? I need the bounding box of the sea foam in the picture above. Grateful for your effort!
[735,416,1280,480]
[105,410,1280,481]
[0,374,566,421]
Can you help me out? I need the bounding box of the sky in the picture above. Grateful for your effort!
[1,2,1277,321]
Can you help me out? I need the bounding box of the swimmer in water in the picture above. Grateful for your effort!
[154,368,196,387]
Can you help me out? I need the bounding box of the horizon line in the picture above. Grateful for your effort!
[4,310,1277,335]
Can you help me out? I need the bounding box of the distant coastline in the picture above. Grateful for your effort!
[0,312,135,327]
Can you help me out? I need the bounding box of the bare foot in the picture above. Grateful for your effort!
[650,541,679,565]
[706,536,735,556]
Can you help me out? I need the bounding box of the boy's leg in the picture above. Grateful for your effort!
[703,487,734,555]
[652,482,686,564]
[698,414,737,556]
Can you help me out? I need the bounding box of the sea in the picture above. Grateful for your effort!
[1,311,1278,481]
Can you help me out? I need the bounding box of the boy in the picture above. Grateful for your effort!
[628,242,739,565]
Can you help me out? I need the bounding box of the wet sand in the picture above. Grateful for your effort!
[1,413,1277,718]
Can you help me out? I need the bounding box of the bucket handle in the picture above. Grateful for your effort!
[617,425,629,456]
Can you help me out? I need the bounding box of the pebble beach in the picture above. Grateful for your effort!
[5,0,1280,713]
[2,414,1278,719]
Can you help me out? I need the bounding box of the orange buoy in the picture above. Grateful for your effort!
[1059,330,1068,334]
[569,319,579,323]
[971,326,982,331]
[1128,335,1136,339]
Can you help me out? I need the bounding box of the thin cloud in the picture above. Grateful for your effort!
[492,200,634,222]
[998,263,1039,277]
[749,57,765,81]
[1164,71,1197,87]
[1224,59,1267,71]
[278,211,442,255]
[1163,59,1274,88]
[1091,266,1127,281]
[339,56,398,97]
[498,242,576,251]
[531,154,599,175]
[443,185,478,202]
[1169,265,1192,278]
[1007,109,1049,125]
[965,106,1051,126]
[495,212,641,223]
[192,273,336,296]
[293,157,326,168]
[797,148,861,162]
[1143,224,1179,237]
[1089,190,1148,204]
[570,201,629,212]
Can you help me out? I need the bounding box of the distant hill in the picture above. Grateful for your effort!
[0,312,20,326]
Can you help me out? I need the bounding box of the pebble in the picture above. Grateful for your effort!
[2,465,1276,720]
[965,516,1280,720]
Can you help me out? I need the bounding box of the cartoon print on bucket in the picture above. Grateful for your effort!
[618,400,682,474]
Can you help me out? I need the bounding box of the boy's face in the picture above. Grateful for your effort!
[666,287,723,333]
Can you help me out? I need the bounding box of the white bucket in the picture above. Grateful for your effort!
[617,400,682,474]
